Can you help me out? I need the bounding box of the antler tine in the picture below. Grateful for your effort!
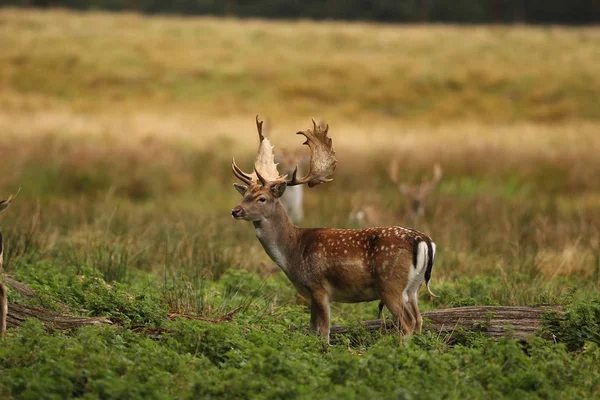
[254,168,268,187]
[286,119,337,188]
[232,157,254,186]
[256,115,265,141]
[419,163,443,196]
[388,159,400,185]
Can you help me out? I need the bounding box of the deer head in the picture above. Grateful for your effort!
[389,160,443,217]
[231,116,336,223]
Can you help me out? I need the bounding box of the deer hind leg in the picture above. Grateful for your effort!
[381,292,416,335]
[309,290,331,341]
[408,292,422,333]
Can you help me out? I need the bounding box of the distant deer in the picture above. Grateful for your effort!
[269,119,325,224]
[231,117,437,341]
[275,150,309,223]
[389,159,443,219]
[348,202,395,229]
[349,161,443,230]
[0,189,19,340]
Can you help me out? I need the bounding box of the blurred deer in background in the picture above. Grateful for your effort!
[349,161,443,228]
[0,189,19,340]
[268,119,325,224]
[231,117,437,342]
[348,200,395,228]
[389,160,443,220]
[275,150,309,223]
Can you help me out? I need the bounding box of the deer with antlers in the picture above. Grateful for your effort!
[268,119,324,224]
[231,117,437,341]
[0,189,19,340]
[390,160,443,219]
[349,161,443,229]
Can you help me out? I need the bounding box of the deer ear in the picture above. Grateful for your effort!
[270,182,287,198]
[399,184,409,195]
[233,183,248,196]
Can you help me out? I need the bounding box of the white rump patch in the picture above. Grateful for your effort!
[415,241,428,276]
[406,241,429,297]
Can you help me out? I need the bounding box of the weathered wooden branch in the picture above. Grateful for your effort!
[330,306,562,341]
[3,277,243,335]
[4,277,112,331]
[3,275,562,341]
[5,276,37,299]
[7,302,112,330]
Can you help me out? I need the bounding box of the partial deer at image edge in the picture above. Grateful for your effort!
[0,188,19,340]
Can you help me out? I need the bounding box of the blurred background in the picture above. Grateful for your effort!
[4,0,600,23]
[0,2,599,319]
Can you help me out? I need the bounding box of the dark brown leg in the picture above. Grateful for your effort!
[382,293,416,335]
[309,290,331,342]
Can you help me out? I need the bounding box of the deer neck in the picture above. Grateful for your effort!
[253,202,299,274]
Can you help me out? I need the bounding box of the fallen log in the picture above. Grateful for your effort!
[4,276,37,299]
[330,306,562,341]
[7,302,112,330]
[3,276,108,331]
[3,277,244,334]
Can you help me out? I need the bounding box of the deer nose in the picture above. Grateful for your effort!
[231,206,243,217]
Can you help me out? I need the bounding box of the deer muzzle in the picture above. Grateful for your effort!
[231,205,245,219]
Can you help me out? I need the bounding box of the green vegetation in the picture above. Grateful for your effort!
[0,9,599,399]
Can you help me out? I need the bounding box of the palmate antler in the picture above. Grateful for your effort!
[233,116,337,189]
[232,116,283,186]
[286,120,337,188]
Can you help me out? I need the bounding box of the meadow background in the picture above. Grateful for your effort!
[0,8,599,399]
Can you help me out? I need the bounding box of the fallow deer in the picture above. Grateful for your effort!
[348,202,395,229]
[268,119,325,224]
[274,150,309,223]
[231,117,437,341]
[389,159,443,219]
[0,189,19,340]
[349,162,443,230]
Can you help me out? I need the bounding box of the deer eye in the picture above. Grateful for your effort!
[257,197,267,203]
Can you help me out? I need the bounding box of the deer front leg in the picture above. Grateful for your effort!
[0,282,7,340]
[309,290,331,341]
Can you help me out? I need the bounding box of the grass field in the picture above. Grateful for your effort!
[0,8,599,399]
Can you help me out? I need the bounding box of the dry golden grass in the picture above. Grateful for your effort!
[0,9,598,294]
[1,8,599,123]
